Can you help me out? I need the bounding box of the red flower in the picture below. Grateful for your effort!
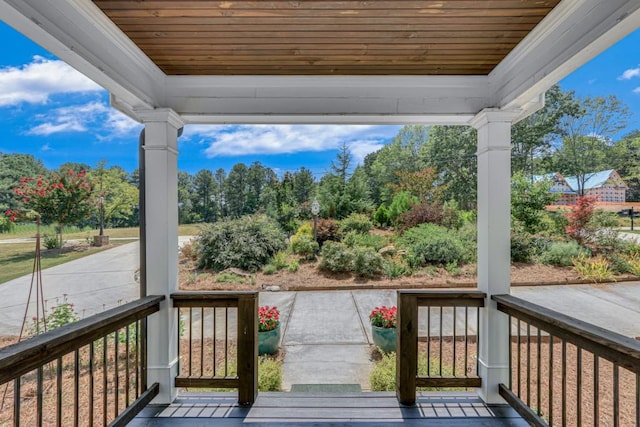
[369,305,397,328]
[258,305,280,332]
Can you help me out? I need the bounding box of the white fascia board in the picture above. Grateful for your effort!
[0,0,165,112]
[165,75,492,123]
[491,0,640,110]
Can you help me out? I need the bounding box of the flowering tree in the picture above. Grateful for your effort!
[7,169,93,247]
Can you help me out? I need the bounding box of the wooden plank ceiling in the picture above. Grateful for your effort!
[94,0,561,76]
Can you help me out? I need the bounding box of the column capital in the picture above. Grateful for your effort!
[469,108,521,130]
[135,108,184,129]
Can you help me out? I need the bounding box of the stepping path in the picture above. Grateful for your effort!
[260,290,396,391]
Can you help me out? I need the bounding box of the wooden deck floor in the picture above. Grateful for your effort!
[130,392,528,426]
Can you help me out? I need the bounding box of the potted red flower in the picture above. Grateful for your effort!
[258,305,280,355]
[369,305,397,353]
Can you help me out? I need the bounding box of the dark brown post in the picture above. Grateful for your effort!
[237,293,258,406]
[397,291,418,405]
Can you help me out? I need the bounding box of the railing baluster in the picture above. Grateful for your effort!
[577,347,582,427]
[594,355,599,427]
[439,306,443,377]
[452,307,456,377]
[200,307,205,376]
[57,357,63,427]
[125,324,130,406]
[114,329,120,418]
[225,307,229,377]
[548,334,554,426]
[526,323,531,407]
[103,335,108,427]
[561,340,566,426]
[613,364,619,427]
[464,306,468,378]
[89,342,94,425]
[213,307,218,377]
[536,328,541,417]
[13,377,20,426]
[476,306,480,378]
[189,307,193,377]
[74,350,80,427]
[517,319,521,398]
[36,367,43,427]
[426,306,431,375]
[508,316,512,390]
[636,372,639,427]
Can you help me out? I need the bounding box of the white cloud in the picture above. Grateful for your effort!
[183,124,400,162]
[40,143,51,152]
[618,67,640,80]
[26,100,141,138]
[634,87,640,94]
[0,56,103,107]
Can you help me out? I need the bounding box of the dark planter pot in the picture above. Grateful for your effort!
[258,326,281,355]
[371,325,397,353]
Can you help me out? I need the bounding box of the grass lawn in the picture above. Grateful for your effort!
[1,224,204,241]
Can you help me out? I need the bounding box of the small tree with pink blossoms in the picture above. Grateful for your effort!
[8,169,94,247]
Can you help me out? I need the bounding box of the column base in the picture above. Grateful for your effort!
[476,358,509,404]
[147,357,179,404]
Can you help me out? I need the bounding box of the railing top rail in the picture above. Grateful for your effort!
[398,290,486,307]
[0,295,164,385]
[493,294,640,374]
[171,291,258,308]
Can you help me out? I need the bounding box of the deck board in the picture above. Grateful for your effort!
[130,392,528,426]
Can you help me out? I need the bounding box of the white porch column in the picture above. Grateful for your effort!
[470,109,518,404]
[139,108,184,404]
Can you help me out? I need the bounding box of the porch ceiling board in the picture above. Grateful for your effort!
[94,0,560,76]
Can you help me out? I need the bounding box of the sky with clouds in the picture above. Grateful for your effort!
[0,21,638,176]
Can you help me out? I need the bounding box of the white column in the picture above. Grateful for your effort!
[138,108,184,404]
[470,109,519,404]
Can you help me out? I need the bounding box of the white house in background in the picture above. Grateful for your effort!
[535,170,628,205]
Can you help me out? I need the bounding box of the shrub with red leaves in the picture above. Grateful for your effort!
[565,195,598,244]
[316,218,341,246]
[396,202,456,231]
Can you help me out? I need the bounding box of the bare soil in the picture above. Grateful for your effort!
[178,256,638,292]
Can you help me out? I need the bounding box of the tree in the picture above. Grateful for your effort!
[291,167,315,204]
[224,163,249,217]
[553,95,630,195]
[511,173,557,234]
[420,126,477,209]
[11,169,93,247]
[365,125,427,205]
[0,153,47,212]
[609,130,640,201]
[511,86,581,176]
[177,171,196,224]
[193,169,216,222]
[90,165,139,228]
[393,168,446,204]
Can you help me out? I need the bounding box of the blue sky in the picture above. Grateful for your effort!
[0,21,638,177]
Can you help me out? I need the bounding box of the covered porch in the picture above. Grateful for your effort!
[1,0,640,425]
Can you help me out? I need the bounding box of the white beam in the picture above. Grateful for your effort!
[492,0,640,110]
[0,0,165,111]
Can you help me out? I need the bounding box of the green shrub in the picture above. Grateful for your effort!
[29,297,78,335]
[215,272,249,284]
[0,217,14,233]
[340,213,373,234]
[288,258,300,272]
[43,234,60,250]
[258,356,282,392]
[370,352,397,392]
[292,222,313,243]
[270,251,290,270]
[388,191,418,224]
[374,204,391,227]
[538,241,590,267]
[511,234,534,263]
[196,215,287,272]
[319,241,354,273]
[291,235,319,260]
[400,223,473,267]
[383,258,411,279]
[343,231,387,251]
[352,246,384,278]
